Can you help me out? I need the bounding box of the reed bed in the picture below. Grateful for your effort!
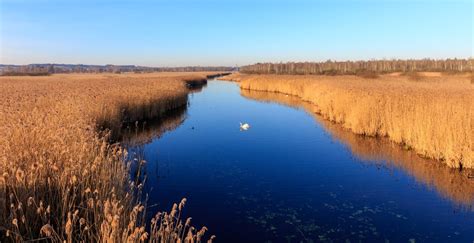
[237,73,473,169]
[0,73,215,242]
[216,72,246,82]
[242,89,474,207]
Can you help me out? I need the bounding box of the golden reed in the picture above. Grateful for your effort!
[0,73,215,242]
[235,72,473,169]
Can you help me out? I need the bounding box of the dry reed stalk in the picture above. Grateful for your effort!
[0,72,216,242]
[237,73,473,169]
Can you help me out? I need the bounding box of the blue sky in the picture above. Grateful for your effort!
[0,0,472,66]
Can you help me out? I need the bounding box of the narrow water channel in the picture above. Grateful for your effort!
[127,80,474,242]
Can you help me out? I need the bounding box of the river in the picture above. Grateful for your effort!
[126,79,474,242]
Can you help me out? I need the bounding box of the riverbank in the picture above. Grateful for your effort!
[0,72,216,242]
[241,89,474,207]
[231,72,473,169]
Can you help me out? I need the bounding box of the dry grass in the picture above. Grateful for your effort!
[401,71,423,81]
[354,69,380,79]
[242,89,474,207]
[216,72,247,82]
[0,73,216,242]
[149,198,215,243]
[237,73,473,168]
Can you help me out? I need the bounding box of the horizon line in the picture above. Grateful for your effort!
[1,56,473,67]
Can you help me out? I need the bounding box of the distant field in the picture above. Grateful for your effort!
[228,72,473,169]
[0,73,215,242]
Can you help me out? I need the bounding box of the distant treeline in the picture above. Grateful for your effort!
[0,64,236,76]
[240,59,473,75]
[1,71,51,76]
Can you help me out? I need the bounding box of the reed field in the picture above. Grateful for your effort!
[216,72,246,82]
[242,89,474,207]
[0,73,215,242]
[235,72,473,169]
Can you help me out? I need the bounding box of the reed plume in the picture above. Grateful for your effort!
[0,73,215,242]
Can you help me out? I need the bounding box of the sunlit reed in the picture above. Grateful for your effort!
[237,72,473,168]
[0,73,216,242]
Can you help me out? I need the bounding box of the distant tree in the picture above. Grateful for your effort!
[240,58,472,75]
[48,64,55,74]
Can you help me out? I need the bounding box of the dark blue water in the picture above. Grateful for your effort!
[129,80,474,242]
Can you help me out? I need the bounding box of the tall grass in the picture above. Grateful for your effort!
[0,73,215,242]
[237,73,473,169]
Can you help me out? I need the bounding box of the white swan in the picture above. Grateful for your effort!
[240,122,250,131]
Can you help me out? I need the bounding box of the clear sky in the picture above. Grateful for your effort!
[0,0,472,66]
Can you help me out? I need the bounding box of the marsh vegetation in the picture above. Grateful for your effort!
[0,73,216,242]
[233,72,473,169]
[1,70,472,242]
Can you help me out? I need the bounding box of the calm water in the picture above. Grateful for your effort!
[128,80,474,242]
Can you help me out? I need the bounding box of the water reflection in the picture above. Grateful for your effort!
[125,81,474,242]
[186,79,208,93]
[120,105,188,146]
[121,81,209,146]
[241,89,474,208]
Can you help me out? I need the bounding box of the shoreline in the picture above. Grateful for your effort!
[228,72,473,168]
